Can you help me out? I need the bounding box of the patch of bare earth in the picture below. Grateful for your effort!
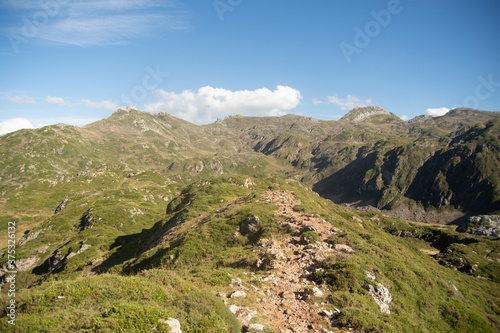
[226,190,355,332]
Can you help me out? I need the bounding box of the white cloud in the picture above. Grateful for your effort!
[81,99,119,110]
[0,118,35,135]
[2,0,189,47]
[314,94,373,111]
[144,85,303,124]
[426,107,450,117]
[401,115,409,121]
[0,93,35,104]
[44,96,72,106]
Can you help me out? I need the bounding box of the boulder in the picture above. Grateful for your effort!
[241,215,260,235]
[155,318,182,333]
[230,290,247,298]
[368,283,392,314]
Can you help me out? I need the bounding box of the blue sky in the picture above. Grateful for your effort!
[1,0,499,134]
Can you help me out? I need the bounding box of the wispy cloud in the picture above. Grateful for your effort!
[426,107,450,117]
[0,92,36,104]
[145,85,303,124]
[313,94,373,111]
[44,96,72,106]
[2,0,189,47]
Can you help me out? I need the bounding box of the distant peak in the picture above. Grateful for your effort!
[341,106,396,122]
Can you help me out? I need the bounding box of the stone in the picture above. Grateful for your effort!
[228,305,257,325]
[368,283,392,314]
[230,290,247,298]
[335,244,354,253]
[216,292,227,298]
[311,287,324,298]
[247,323,265,331]
[365,270,376,281]
[156,318,182,333]
[241,215,260,235]
[231,278,243,287]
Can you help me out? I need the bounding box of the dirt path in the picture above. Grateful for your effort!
[249,190,344,333]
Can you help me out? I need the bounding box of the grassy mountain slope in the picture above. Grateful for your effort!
[2,175,498,332]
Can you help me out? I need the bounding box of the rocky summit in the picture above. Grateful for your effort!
[0,107,499,332]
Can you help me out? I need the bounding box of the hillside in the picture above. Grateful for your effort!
[1,106,499,332]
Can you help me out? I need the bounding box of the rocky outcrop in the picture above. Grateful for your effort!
[18,229,45,245]
[240,215,259,235]
[15,255,40,271]
[80,209,100,230]
[368,283,393,314]
[55,196,70,214]
[457,215,500,237]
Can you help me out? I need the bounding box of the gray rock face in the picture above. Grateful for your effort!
[457,215,500,237]
[368,283,392,314]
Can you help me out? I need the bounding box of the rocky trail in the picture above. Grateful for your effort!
[222,190,356,332]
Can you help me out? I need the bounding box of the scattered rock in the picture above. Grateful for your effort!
[216,292,227,299]
[457,215,500,237]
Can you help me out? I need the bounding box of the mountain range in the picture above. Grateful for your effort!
[0,106,499,332]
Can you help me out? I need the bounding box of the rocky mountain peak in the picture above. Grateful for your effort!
[340,106,396,122]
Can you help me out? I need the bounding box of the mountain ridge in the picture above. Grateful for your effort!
[1,107,499,331]
[1,106,499,223]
